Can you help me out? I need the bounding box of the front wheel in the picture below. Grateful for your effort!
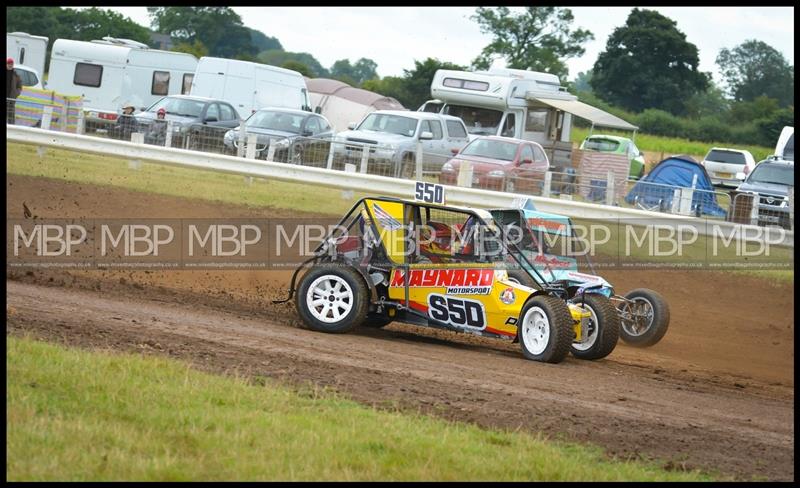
[569,293,620,360]
[617,288,670,347]
[295,265,369,333]
[518,296,573,363]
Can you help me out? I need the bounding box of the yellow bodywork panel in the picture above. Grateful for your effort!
[364,199,406,264]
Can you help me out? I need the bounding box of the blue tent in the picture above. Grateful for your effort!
[624,155,726,217]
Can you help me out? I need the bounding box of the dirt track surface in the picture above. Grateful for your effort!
[6,175,796,480]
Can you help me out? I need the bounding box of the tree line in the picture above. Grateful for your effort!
[7,6,793,148]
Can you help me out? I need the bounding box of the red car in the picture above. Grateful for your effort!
[439,136,550,193]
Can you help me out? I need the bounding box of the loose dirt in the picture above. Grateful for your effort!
[6,174,795,480]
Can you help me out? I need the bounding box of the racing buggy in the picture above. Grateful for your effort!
[276,194,621,363]
[490,198,670,348]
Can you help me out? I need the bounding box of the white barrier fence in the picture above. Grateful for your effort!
[7,124,793,248]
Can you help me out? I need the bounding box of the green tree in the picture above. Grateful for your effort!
[172,39,209,59]
[684,81,730,119]
[716,40,794,107]
[571,70,593,93]
[591,8,709,115]
[258,50,329,77]
[247,27,282,52]
[470,7,593,80]
[361,76,409,107]
[727,96,781,123]
[147,7,254,58]
[330,58,378,86]
[282,60,313,78]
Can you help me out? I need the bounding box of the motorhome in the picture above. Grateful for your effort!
[6,32,48,80]
[46,37,198,127]
[190,57,311,117]
[419,68,638,169]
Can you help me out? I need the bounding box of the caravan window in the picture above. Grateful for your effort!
[74,63,103,88]
[182,74,194,95]
[525,109,549,132]
[152,71,170,96]
[19,48,25,66]
[501,114,516,137]
[442,78,489,92]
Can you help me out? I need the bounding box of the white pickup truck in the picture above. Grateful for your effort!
[333,110,470,177]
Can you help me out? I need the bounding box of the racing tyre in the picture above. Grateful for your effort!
[295,264,369,333]
[569,293,620,360]
[506,269,537,288]
[362,313,393,328]
[618,288,670,347]
[518,296,573,363]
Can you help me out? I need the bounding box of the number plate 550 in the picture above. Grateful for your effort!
[414,182,445,204]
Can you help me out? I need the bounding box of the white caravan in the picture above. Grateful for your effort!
[46,37,198,126]
[190,57,311,117]
[774,126,794,161]
[419,68,638,168]
[6,32,48,80]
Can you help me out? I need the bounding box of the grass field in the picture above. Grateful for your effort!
[6,336,714,481]
[570,127,774,163]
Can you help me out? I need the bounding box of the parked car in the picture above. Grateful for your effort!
[14,64,43,89]
[134,95,240,150]
[579,134,645,180]
[701,147,756,187]
[333,110,470,177]
[735,157,794,229]
[439,136,549,193]
[223,108,334,163]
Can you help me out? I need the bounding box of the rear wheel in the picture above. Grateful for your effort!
[569,294,620,360]
[618,288,670,347]
[506,269,537,288]
[295,265,369,333]
[518,296,573,363]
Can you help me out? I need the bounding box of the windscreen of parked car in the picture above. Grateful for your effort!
[460,139,518,162]
[358,113,418,137]
[705,149,746,165]
[442,104,503,136]
[583,137,620,152]
[746,163,794,186]
[147,98,205,118]
[245,110,305,133]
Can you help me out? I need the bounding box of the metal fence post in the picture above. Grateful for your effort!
[165,121,173,148]
[266,144,276,162]
[789,187,794,232]
[245,133,258,159]
[326,141,336,170]
[359,144,370,174]
[128,134,143,170]
[415,141,423,181]
[543,171,552,198]
[749,194,760,226]
[605,170,615,206]
[41,106,53,130]
[236,121,246,158]
[456,161,473,188]
[59,106,68,132]
[76,109,85,135]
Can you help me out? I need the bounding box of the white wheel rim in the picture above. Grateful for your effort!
[522,307,550,355]
[571,303,598,351]
[622,297,654,337]
[306,275,354,323]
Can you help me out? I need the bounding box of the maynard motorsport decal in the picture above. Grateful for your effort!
[390,268,494,295]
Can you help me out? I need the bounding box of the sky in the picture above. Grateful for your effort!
[92,6,794,85]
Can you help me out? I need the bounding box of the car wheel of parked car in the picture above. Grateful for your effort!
[518,296,573,363]
[569,294,620,360]
[617,288,670,347]
[295,265,369,333]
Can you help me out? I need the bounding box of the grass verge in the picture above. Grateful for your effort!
[7,336,713,481]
